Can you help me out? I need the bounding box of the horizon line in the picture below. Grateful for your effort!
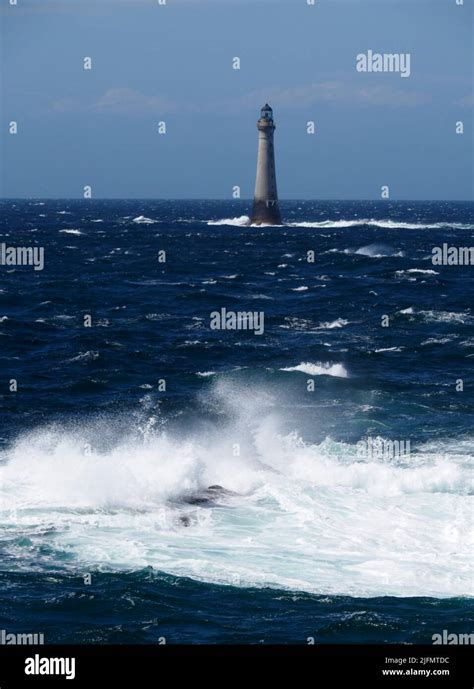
[0,197,473,203]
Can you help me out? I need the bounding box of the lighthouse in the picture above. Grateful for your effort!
[250,104,282,226]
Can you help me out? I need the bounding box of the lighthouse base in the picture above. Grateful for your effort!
[250,200,282,226]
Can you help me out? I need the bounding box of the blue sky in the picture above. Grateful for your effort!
[1,0,472,199]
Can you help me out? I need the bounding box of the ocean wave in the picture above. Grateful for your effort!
[459,338,474,348]
[317,318,349,329]
[421,337,456,346]
[279,317,315,331]
[0,381,471,597]
[280,362,349,378]
[395,269,439,276]
[132,216,157,224]
[68,350,100,363]
[59,229,84,236]
[207,216,249,227]
[324,244,403,258]
[400,308,471,324]
[288,219,474,230]
[355,244,404,258]
[419,310,471,324]
[374,347,403,353]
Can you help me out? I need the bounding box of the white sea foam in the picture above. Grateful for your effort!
[208,216,249,227]
[355,244,404,258]
[281,362,349,378]
[132,216,157,225]
[0,381,471,598]
[396,269,439,276]
[419,310,471,324]
[288,219,474,230]
[291,286,309,292]
[421,337,455,346]
[59,229,83,236]
[68,350,100,363]
[374,347,403,353]
[399,308,471,324]
[318,319,349,329]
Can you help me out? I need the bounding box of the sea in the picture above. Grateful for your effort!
[0,199,472,644]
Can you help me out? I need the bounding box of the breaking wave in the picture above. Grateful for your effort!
[399,308,472,324]
[208,216,250,226]
[287,219,474,230]
[205,217,474,231]
[0,380,472,597]
[396,269,439,276]
[318,318,349,329]
[132,216,157,224]
[280,362,349,378]
[354,243,404,258]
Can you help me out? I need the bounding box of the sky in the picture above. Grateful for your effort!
[0,0,472,200]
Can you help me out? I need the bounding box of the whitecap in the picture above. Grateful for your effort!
[68,351,100,363]
[132,216,157,225]
[281,362,349,378]
[396,269,439,276]
[374,347,403,353]
[317,319,349,330]
[207,216,249,227]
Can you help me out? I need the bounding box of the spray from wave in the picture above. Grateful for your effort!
[354,243,404,258]
[280,362,349,377]
[0,380,471,597]
[207,216,250,227]
[206,217,474,230]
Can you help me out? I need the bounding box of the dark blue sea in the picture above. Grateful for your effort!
[0,199,472,644]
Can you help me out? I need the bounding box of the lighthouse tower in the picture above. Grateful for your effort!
[250,104,282,225]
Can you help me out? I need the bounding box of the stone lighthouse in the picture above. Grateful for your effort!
[250,104,282,225]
